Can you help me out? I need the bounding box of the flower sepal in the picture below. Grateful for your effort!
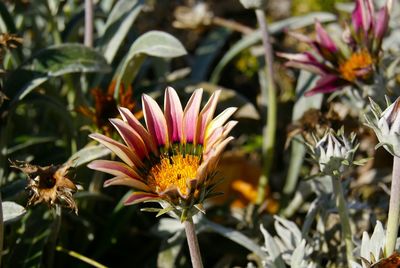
[307,128,358,177]
[365,96,400,157]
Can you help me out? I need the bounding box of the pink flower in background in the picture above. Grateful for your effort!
[88,87,237,219]
[278,0,390,96]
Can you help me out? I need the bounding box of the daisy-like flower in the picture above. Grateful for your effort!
[88,87,237,220]
[278,0,391,96]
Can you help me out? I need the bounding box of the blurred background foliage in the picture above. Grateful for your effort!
[2,0,399,267]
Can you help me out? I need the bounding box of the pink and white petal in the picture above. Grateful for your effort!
[203,126,223,155]
[164,87,183,143]
[352,0,372,33]
[159,186,182,199]
[197,137,234,184]
[204,121,237,155]
[315,20,338,53]
[142,94,169,147]
[104,176,151,191]
[124,192,160,205]
[110,118,148,159]
[284,61,328,76]
[88,160,141,179]
[89,133,143,167]
[374,6,389,40]
[118,107,158,155]
[196,90,221,144]
[305,75,348,96]
[182,88,203,144]
[204,107,237,141]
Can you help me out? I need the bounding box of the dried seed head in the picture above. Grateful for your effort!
[10,160,78,214]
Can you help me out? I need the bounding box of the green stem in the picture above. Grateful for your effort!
[43,205,62,268]
[0,193,3,268]
[255,9,277,205]
[385,156,400,255]
[84,0,94,47]
[184,217,203,268]
[331,177,354,264]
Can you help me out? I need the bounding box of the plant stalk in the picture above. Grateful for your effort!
[0,193,3,268]
[212,17,254,35]
[84,0,93,47]
[385,156,400,255]
[43,205,62,268]
[331,177,354,264]
[184,217,203,268]
[255,9,277,205]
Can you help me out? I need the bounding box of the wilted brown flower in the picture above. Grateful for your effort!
[77,80,141,136]
[10,160,78,214]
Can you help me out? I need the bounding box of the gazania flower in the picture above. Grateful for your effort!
[77,80,141,136]
[88,87,237,220]
[278,0,390,96]
[10,160,78,214]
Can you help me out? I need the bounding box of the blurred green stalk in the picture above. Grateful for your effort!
[385,156,400,255]
[85,0,94,47]
[331,176,354,264]
[0,193,3,268]
[255,9,277,205]
[184,217,203,268]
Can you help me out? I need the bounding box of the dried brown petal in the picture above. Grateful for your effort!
[10,160,78,214]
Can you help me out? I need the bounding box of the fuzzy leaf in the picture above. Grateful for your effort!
[2,201,26,224]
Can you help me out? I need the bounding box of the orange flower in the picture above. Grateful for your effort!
[77,80,141,136]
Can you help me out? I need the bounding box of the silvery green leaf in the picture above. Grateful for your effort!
[291,239,307,268]
[274,216,301,250]
[203,219,267,260]
[98,0,144,63]
[114,30,187,96]
[2,201,26,224]
[68,145,111,167]
[260,224,286,268]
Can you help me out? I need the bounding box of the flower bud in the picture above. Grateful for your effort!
[310,129,357,177]
[365,97,400,157]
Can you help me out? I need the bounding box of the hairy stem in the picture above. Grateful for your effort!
[385,156,400,255]
[84,0,93,47]
[255,9,277,205]
[331,177,354,264]
[184,218,203,268]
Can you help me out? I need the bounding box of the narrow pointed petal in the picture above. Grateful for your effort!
[118,107,158,155]
[142,94,169,147]
[124,192,160,205]
[374,6,389,40]
[110,118,148,159]
[197,137,234,184]
[278,52,329,75]
[164,87,183,143]
[88,160,141,179]
[352,0,372,33]
[104,176,151,191]
[89,133,143,167]
[315,20,338,53]
[305,75,348,96]
[204,120,238,154]
[183,88,203,144]
[205,107,237,141]
[196,90,221,144]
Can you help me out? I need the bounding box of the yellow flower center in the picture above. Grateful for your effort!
[147,154,200,197]
[339,50,373,81]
